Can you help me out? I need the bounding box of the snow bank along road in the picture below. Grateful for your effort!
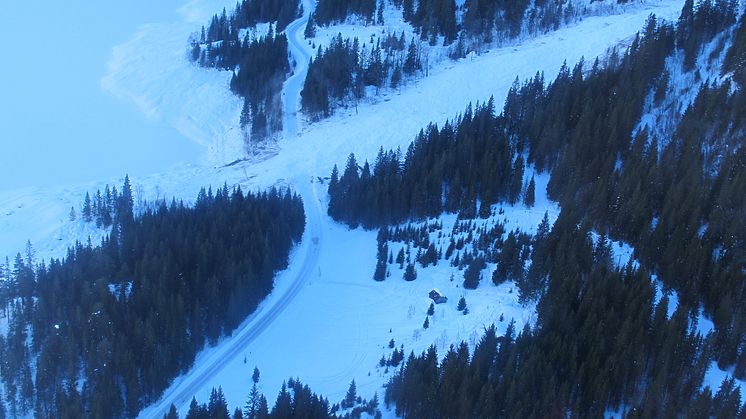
[142,176,324,417]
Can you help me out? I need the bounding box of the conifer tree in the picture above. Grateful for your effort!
[457,296,466,311]
[83,192,92,222]
[403,263,417,281]
[524,175,536,207]
[164,404,179,419]
[245,384,262,419]
[343,379,357,408]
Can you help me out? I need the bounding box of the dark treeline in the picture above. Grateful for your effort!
[75,175,135,229]
[0,182,304,418]
[192,0,297,69]
[301,33,421,119]
[190,1,299,140]
[196,0,300,48]
[327,97,528,228]
[161,377,381,419]
[176,380,331,419]
[402,0,458,44]
[327,0,746,415]
[385,221,743,417]
[308,0,627,49]
[310,0,378,27]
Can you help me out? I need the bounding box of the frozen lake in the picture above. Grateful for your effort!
[0,1,201,190]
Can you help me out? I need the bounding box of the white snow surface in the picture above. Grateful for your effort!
[704,361,746,398]
[0,0,689,416]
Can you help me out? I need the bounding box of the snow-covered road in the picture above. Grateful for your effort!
[282,0,314,139]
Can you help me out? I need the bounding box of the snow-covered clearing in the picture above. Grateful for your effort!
[0,0,697,416]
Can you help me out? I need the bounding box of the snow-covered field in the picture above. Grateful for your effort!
[0,0,197,190]
[6,0,745,416]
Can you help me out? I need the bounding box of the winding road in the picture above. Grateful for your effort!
[142,5,321,416]
[282,0,314,139]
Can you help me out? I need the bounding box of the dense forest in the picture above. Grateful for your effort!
[324,0,746,415]
[0,180,305,418]
[301,33,422,118]
[189,0,299,141]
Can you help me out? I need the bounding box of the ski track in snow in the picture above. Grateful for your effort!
[5,0,732,417]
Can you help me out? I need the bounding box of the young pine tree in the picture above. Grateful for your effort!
[403,263,417,281]
[524,175,536,207]
[343,379,357,408]
[164,404,178,419]
[457,296,466,311]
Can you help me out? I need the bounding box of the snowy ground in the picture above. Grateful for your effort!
[0,0,196,190]
[8,0,745,416]
[141,170,556,418]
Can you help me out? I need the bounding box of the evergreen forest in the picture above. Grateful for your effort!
[324,0,746,415]
[0,181,305,418]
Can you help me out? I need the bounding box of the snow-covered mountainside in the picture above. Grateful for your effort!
[3,0,745,417]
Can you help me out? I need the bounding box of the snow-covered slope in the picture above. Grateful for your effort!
[1,0,708,416]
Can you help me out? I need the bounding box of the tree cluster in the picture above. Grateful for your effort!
[167,376,382,419]
[405,0,458,44]
[79,175,135,228]
[311,0,377,26]
[197,0,299,49]
[190,3,297,141]
[372,211,535,290]
[327,98,528,228]
[1,184,304,418]
[301,33,422,119]
[230,30,290,140]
